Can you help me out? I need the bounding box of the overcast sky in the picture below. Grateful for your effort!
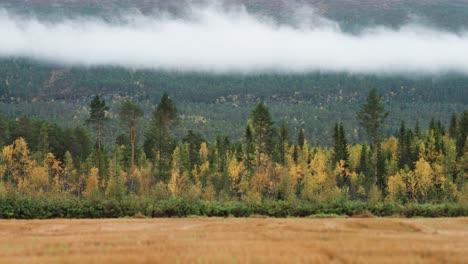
[0,6,467,75]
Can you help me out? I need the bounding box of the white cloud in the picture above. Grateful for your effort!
[0,6,467,75]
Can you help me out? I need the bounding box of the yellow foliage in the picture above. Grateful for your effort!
[30,165,50,192]
[83,167,100,199]
[382,136,398,161]
[201,183,217,201]
[251,165,269,195]
[387,171,405,202]
[348,145,362,171]
[414,157,433,201]
[228,156,245,193]
[2,138,33,184]
[302,150,339,201]
[168,162,190,197]
[199,142,209,164]
[168,167,178,196]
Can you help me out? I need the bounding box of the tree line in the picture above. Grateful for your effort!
[0,89,466,205]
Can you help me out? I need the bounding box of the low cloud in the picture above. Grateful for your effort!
[0,5,467,75]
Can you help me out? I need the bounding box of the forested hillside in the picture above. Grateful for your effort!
[0,0,467,143]
[0,58,466,144]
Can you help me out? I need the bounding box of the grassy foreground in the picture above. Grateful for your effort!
[0,196,467,219]
[0,217,467,263]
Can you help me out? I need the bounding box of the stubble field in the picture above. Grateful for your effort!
[0,217,466,263]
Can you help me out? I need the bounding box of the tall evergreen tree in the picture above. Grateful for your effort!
[118,100,144,171]
[244,125,255,174]
[215,135,230,173]
[249,102,274,165]
[357,88,388,183]
[358,144,373,193]
[332,123,349,166]
[448,113,458,139]
[182,130,205,173]
[278,123,289,164]
[86,95,109,151]
[144,93,178,181]
[397,122,406,169]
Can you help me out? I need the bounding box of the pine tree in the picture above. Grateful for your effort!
[118,100,143,171]
[86,95,109,151]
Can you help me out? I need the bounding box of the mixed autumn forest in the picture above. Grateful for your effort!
[1,2,468,264]
[0,1,466,219]
[0,88,466,218]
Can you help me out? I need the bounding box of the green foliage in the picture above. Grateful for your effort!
[144,93,178,181]
[86,95,110,150]
[0,196,466,219]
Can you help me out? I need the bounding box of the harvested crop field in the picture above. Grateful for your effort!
[0,218,466,263]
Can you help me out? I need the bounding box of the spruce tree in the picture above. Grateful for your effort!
[86,95,109,151]
[244,125,255,174]
[249,102,274,165]
[448,113,458,139]
[357,88,388,184]
[332,123,349,166]
[397,122,407,169]
[144,93,178,181]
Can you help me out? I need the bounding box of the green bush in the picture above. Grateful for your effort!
[0,196,466,219]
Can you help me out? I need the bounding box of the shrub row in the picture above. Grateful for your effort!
[0,196,466,219]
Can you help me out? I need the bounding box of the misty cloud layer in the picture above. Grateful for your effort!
[0,6,467,75]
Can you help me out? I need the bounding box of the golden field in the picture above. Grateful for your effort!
[0,217,466,263]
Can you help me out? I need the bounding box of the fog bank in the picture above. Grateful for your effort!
[0,6,467,75]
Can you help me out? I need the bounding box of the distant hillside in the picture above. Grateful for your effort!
[0,0,466,143]
[0,58,466,145]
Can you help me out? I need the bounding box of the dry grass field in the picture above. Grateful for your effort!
[0,217,466,263]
